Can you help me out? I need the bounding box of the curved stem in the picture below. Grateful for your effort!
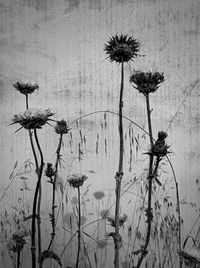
[136,94,154,268]
[76,186,81,268]
[47,134,63,251]
[25,94,39,172]
[114,61,124,268]
[34,130,44,263]
[31,129,44,268]
[25,94,39,268]
[69,110,149,136]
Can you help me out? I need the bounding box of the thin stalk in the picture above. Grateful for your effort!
[25,94,28,110]
[176,181,182,268]
[25,94,39,173]
[47,133,63,251]
[136,93,154,268]
[31,129,44,268]
[34,130,44,264]
[166,157,182,268]
[114,61,124,268]
[17,251,20,268]
[76,186,81,268]
[25,94,40,268]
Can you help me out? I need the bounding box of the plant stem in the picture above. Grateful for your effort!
[176,181,182,268]
[31,129,44,268]
[25,94,28,110]
[25,94,40,268]
[136,93,154,268]
[166,157,182,268]
[47,133,63,251]
[17,251,20,268]
[146,94,153,148]
[25,94,39,174]
[34,130,44,264]
[76,186,81,268]
[114,61,124,268]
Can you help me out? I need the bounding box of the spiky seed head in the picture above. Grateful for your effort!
[104,34,140,63]
[13,82,39,95]
[55,119,70,135]
[68,174,88,188]
[107,213,128,227]
[130,71,164,94]
[45,163,55,178]
[11,108,54,130]
[152,132,169,157]
[158,131,168,140]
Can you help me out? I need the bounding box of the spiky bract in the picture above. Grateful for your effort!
[104,34,140,63]
[11,108,54,130]
[130,71,164,94]
[13,82,39,95]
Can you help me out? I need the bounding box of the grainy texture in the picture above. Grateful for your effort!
[0,0,200,267]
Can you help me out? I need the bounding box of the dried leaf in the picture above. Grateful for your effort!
[94,251,98,266]
[9,171,14,181]
[14,160,18,169]
[24,214,39,221]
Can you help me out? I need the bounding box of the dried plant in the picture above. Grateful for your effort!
[105,33,140,268]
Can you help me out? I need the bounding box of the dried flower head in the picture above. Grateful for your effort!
[11,108,54,130]
[158,131,168,140]
[152,131,169,157]
[13,81,39,95]
[7,234,26,253]
[130,71,164,94]
[45,163,55,178]
[68,174,87,188]
[104,34,140,63]
[55,119,70,135]
[107,213,128,228]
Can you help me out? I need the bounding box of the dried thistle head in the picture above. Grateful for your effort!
[104,34,140,63]
[55,119,70,135]
[68,174,87,188]
[45,163,55,178]
[152,131,169,157]
[158,131,168,140]
[13,81,39,95]
[7,234,26,253]
[107,213,128,228]
[11,108,54,130]
[130,71,164,94]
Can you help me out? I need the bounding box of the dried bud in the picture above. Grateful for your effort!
[130,71,164,94]
[45,163,54,178]
[55,119,70,135]
[13,81,38,95]
[68,174,87,188]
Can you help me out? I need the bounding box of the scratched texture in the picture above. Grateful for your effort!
[0,0,200,267]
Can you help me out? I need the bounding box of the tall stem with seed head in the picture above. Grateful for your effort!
[114,60,124,268]
[47,133,63,251]
[76,186,81,268]
[31,129,44,268]
[25,94,40,268]
[136,93,154,268]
